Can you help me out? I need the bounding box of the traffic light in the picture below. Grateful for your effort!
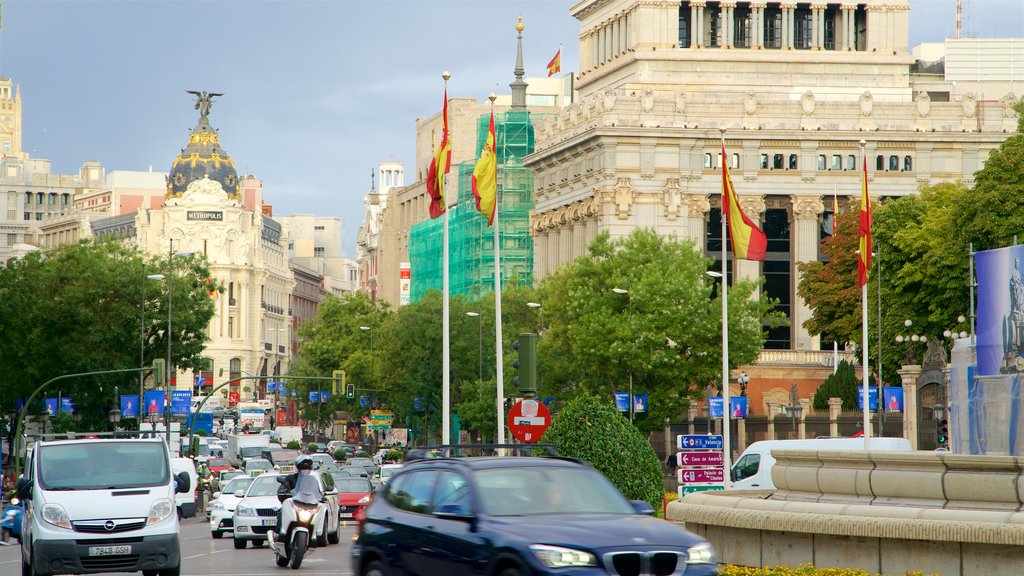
[936,417,949,448]
[346,383,355,399]
[511,333,537,396]
[332,370,346,395]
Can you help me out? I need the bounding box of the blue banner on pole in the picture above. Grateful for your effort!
[309,391,319,403]
[144,390,165,417]
[120,395,138,418]
[882,386,904,411]
[709,397,747,418]
[45,398,58,416]
[320,391,330,403]
[60,397,74,414]
[170,390,192,415]
[614,392,629,411]
[633,393,649,413]
[856,386,880,411]
[359,394,369,408]
[413,396,423,411]
[267,381,277,392]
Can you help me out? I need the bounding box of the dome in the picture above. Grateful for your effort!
[167,92,240,201]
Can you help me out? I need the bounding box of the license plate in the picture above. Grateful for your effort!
[339,512,353,518]
[262,519,276,526]
[89,545,132,556]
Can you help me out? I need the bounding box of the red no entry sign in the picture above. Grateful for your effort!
[507,399,551,443]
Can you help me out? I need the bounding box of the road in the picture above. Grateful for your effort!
[0,514,358,576]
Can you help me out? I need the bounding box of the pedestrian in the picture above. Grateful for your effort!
[666,452,678,469]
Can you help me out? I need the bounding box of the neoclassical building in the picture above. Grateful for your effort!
[525,0,1018,357]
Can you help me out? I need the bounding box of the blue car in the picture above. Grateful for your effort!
[351,454,717,576]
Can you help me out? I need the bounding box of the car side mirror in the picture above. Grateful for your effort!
[434,503,474,521]
[213,492,222,499]
[234,490,245,498]
[14,476,31,501]
[175,471,191,494]
[630,500,656,516]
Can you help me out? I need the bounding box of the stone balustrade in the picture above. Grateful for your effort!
[667,449,1024,575]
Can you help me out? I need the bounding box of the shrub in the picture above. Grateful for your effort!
[385,449,404,462]
[333,449,347,462]
[356,451,369,458]
[541,394,663,509]
[307,443,319,453]
[195,429,208,437]
[286,440,301,450]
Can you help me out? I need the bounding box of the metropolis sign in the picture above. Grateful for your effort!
[187,210,224,221]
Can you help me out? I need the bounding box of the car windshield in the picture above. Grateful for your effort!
[380,467,398,478]
[328,471,351,482]
[336,478,372,493]
[246,475,282,497]
[208,458,231,468]
[246,459,272,471]
[349,458,373,467]
[268,450,299,464]
[477,466,635,517]
[38,441,169,490]
[239,447,263,458]
[223,476,253,495]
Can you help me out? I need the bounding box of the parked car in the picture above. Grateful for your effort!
[208,475,254,538]
[346,456,376,476]
[327,441,356,455]
[371,463,402,490]
[242,458,274,476]
[351,454,718,575]
[232,471,341,549]
[309,453,337,470]
[335,477,374,521]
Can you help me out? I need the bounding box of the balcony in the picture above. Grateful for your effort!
[756,348,857,367]
[260,301,285,315]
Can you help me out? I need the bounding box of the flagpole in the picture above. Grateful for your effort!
[489,94,506,446]
[719,129,732,478]
[441,70,452,447]
[860,138,870,449]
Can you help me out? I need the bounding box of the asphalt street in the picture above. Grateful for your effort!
[0,513,359,576]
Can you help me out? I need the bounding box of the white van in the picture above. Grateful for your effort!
[171,457,200,519]
[729,437,912,490]
[16,437,191,576]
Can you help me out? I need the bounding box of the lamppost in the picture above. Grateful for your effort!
[783,382,802,438]
[611,288,635,423]
[360,325,373,444]
[527,302,543,333]
[109,385,122,430]
[141,273,165,425]
[895,319,926,365]
[162,240,195,445]
[737,371,749,398]
[466,312,482,385]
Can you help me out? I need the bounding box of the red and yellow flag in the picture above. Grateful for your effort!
[721,143,767,261]
[546,49,561,77]
[472,111,497,226]
[427,87,451,219]
[857,157,872,287]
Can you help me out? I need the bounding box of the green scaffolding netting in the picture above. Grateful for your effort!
[409,110,551,303]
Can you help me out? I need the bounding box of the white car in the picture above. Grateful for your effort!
[232,471,341,549]
[372,463,402,490]
[208,475,254,539]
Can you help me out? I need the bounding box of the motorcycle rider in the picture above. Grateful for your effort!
[269,455,323,544]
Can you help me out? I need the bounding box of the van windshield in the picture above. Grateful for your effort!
[38,441,169,490]
[239,447,263,459]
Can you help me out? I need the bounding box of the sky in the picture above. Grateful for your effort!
[0,0,1021,257]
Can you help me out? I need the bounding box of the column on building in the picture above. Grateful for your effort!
[547,223,559,278]
[533,228,548,281]
[722,1,735,48]
[810,3,819,49]
[558,217,572,270]
[733,195,765,297]
[842,4,853,50]
[866,2,880,53]
[782,2,795,49]
[585,215,599,253]
[790,196,824,351]
[573,215,587,261]
[690,1,699,48]
[751,1,765,48]
[684,194,709,248]
[693,0,706,48]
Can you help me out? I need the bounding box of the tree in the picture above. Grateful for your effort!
[796,207,864,348]
[541,394,663,509]
[812,359,861,411]
[536,229,785,431]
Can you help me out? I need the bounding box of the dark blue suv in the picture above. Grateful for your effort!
[351,453,717,576]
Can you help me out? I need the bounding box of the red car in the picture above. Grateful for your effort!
[332,476,373,520]
[206,457,234,475]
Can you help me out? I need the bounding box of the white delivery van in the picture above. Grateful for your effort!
[16,437,191,576]
[171,457,199,519]
[729,437,912,490]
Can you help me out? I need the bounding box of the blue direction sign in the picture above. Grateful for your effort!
[678,485,724,497]
[677,434,724,451]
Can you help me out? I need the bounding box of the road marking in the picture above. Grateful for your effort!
[183,553,207,560]
[0,560,20,565]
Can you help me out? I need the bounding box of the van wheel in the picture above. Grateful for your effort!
[327,526,340,545]
[159,566,180,576]
[233,538,246,549]
[316,525,327,547]
[211,530,223,539]
[362,560,386,576]
[142,570,158,576]
[21,552,35,576]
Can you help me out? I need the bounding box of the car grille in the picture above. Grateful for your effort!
[252,526,271,535]
[603,551,686,576]
[72,519,147,534]
[75,537,143,546]
[80,555,138,571]
[256,508,279,517]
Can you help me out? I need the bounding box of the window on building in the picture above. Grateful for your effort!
[794,9,813,49]
[35,212,42,221]
[314,247,325,257]
[707,7,722,48]
[678,7,690,48]
[773,154,784,169]
[788,154,798,170]
[23,212,29,220]
[876,155,885,171]
[764,9,782,48]
[734,8,752,48]
[903,156,913,171]
[36,192,43,204]
[314,225,325,231]
[24,192,31,205]
[2,141,9,153]
[847,155,856,170]
[889,155,899,171]
[823,9,837,49]
[818,155,826,170]
[831,155,842,170]
[760,154,769,169]
[731,153,739,169]
[704,153,713,168]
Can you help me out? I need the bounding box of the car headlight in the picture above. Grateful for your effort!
[529,544,597,568]
[236,504,256,517]
[357,496,370,504]
[211,500,225,510]
[147,499,175,525]
[41,504,71,530]
[686,542,716,564]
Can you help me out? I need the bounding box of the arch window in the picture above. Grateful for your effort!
[903,156,913,171]
[788,154,798,170]
[876,155,885,171]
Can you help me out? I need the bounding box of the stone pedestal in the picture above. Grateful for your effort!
[898,364,923,450]
[766,401,779,440]
[736,417,747,455]
[828,397,843,437]
[799,398,811,439]
[688,405,698,435]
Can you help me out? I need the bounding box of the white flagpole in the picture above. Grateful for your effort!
[490,95,506,446]
[860,139,871,448]
[441,71,451,447]
[719,130,732,478]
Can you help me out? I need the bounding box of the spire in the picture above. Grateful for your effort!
[370,168,377,194]
[510,16,528,110]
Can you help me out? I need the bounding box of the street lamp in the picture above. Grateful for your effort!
[610,288,635,423]
[360,325,374,444]
[737,371,749,397]
[783,383,802,438]
[141,273,164,426]
[466,312,482,385]
[895,319,926,365]
[162,240,195,445]
[109,385,122,428]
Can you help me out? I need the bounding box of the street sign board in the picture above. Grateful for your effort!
[507,398,551,443]
[676,451,724,467]
[677,435,724,450]
[678,468,725,484]
[678,485,724,497]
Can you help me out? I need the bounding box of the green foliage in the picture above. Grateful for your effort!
[306,443,319,453]
[332,449,347,461]
[191,436,200,457]
[49,412,75,434]
[286,440,301,450]
[812,360,860,412]
[195,429,208,437]
[541,394,663,509]
[385,449,403,462]
[356,451,369,458]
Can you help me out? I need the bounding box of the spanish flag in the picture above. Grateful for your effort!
[427,87,452,219]
[857,157,872,287]
[472,111,497,226]
[721,143,767,261]
[546,49,561,77]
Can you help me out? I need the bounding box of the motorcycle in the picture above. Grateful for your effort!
[269,485,326,569]
[0,498,23,545]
